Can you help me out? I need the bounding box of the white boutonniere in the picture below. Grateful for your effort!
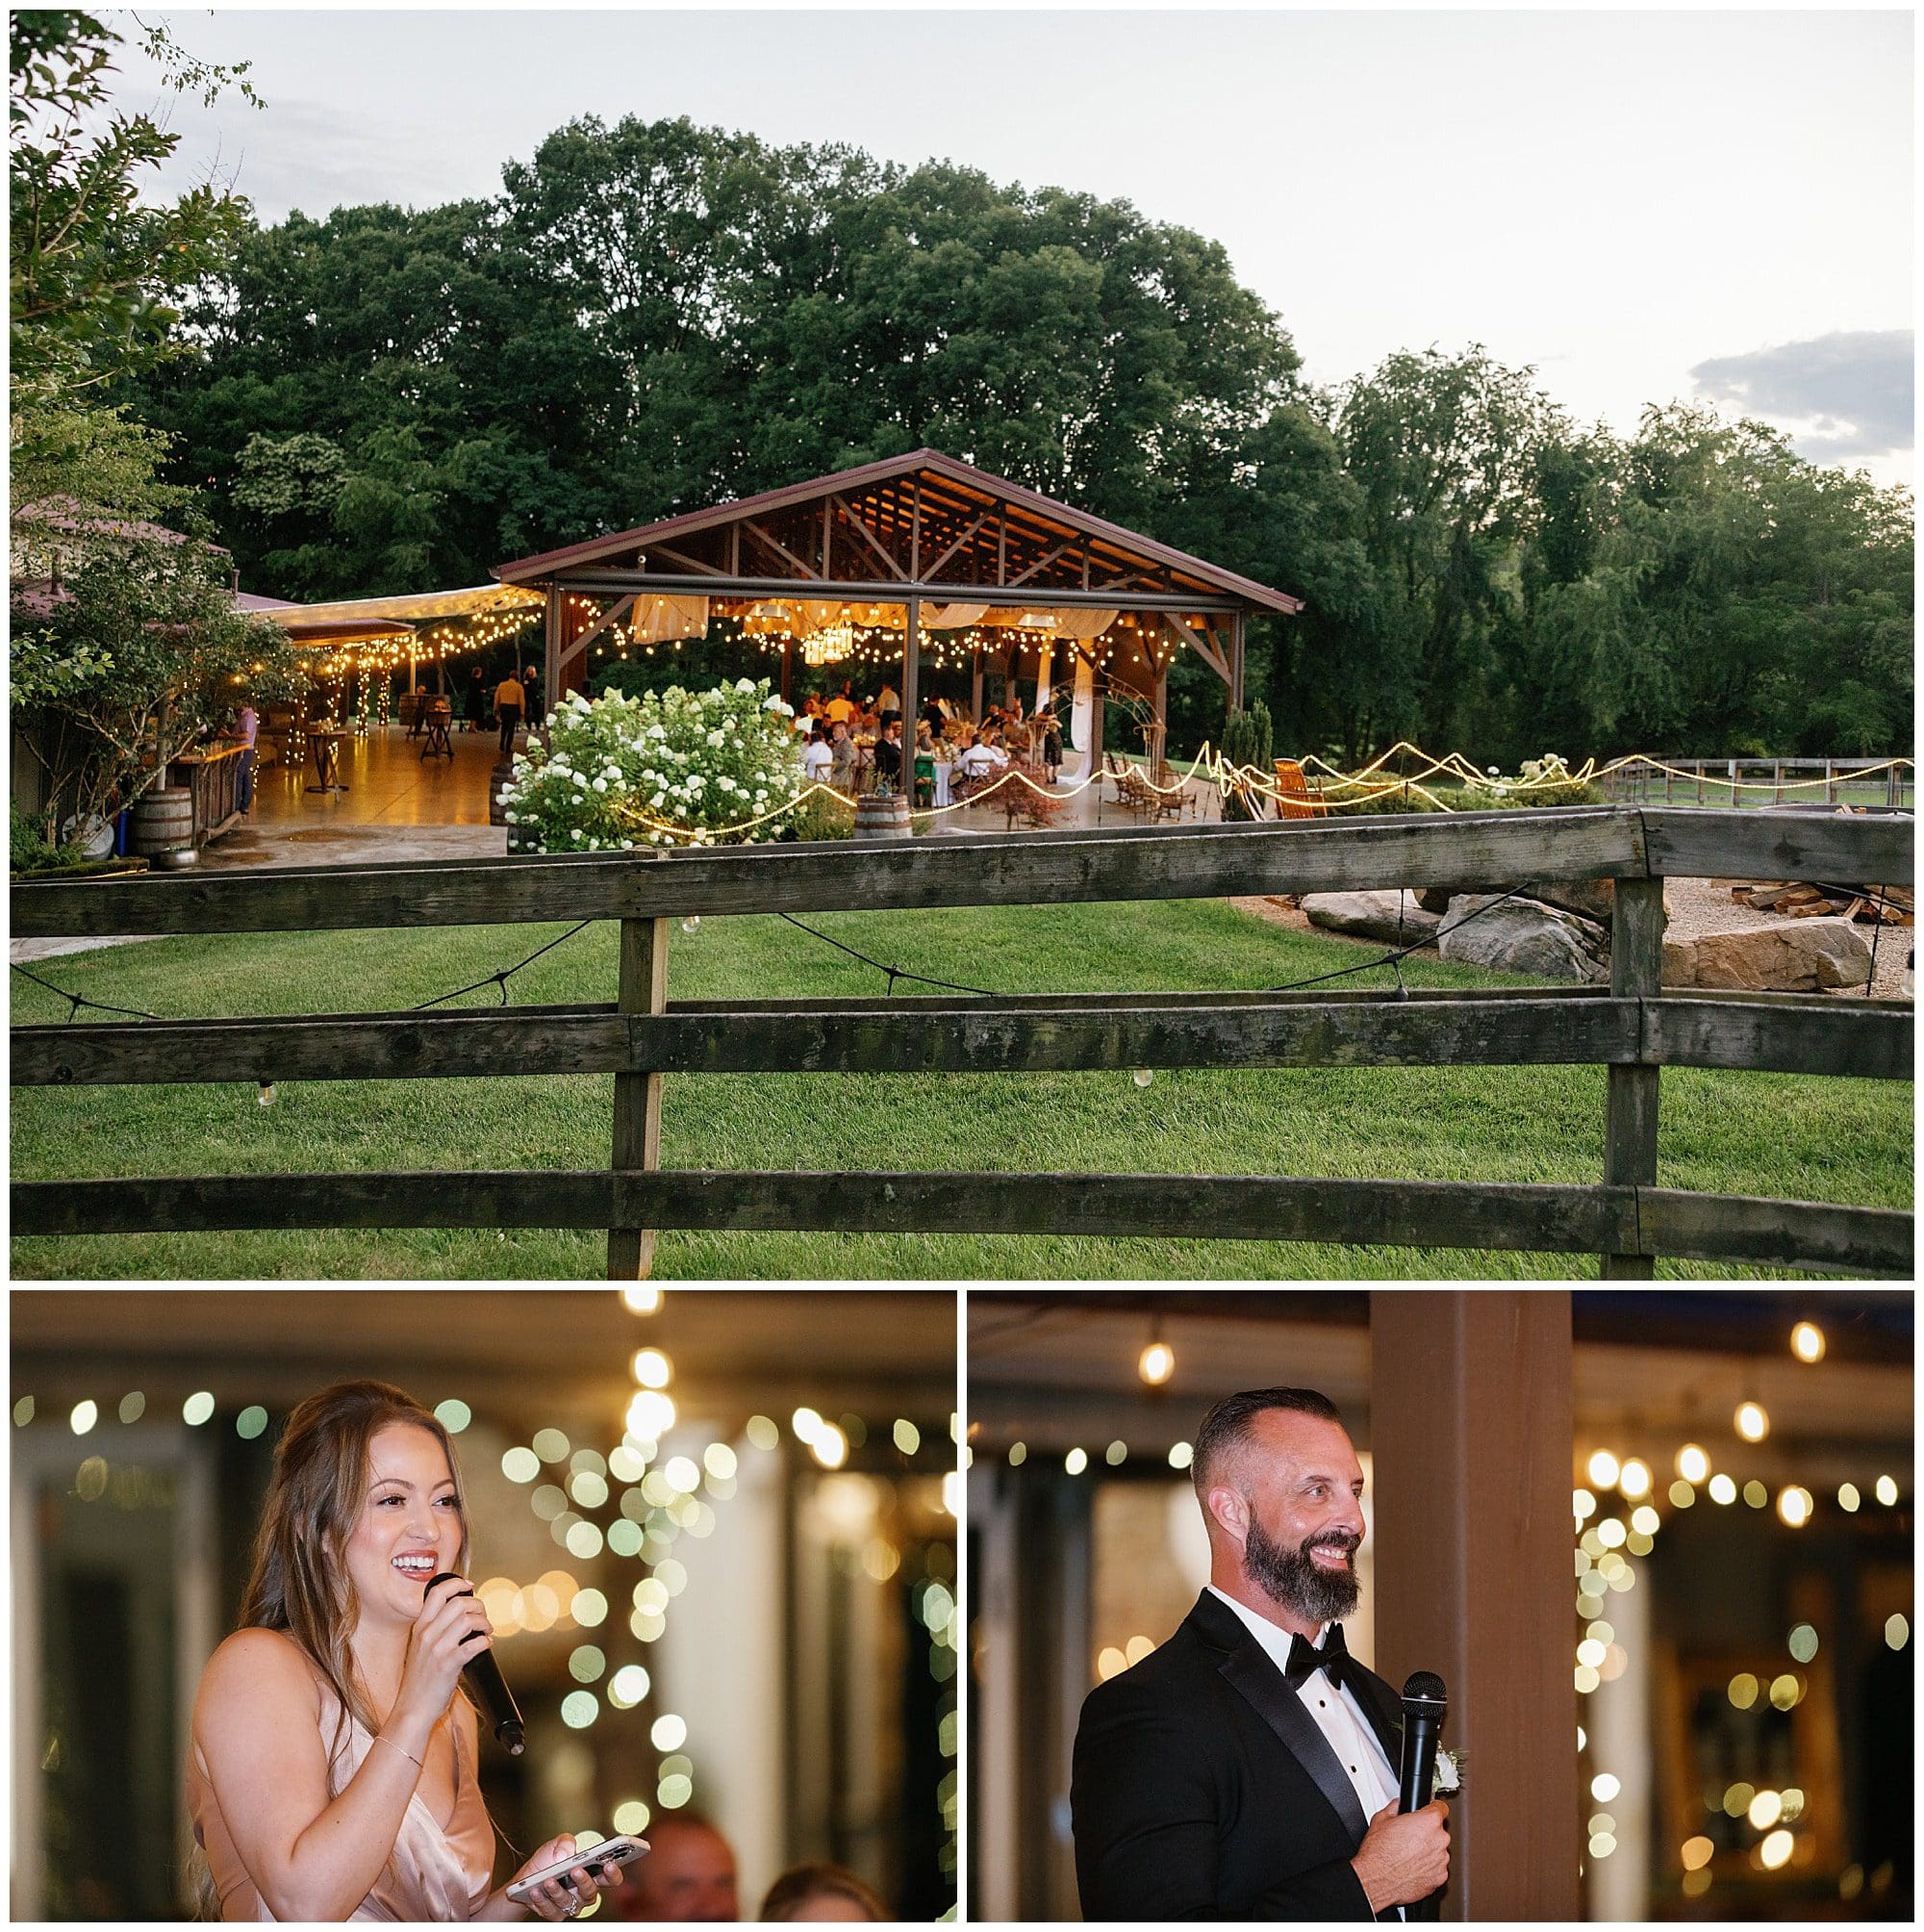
[1433,1747,1465,1794]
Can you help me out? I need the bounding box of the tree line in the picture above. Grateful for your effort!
[24,22,1914,771]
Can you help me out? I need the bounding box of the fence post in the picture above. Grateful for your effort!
[1825,758,1835,804]
[608,915,671,1279]
[1602,871,1665,1278]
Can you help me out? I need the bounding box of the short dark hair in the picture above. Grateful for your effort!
[1192,1387,1344,1495]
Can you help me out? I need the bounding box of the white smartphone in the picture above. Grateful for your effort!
[504,1834,648,1905]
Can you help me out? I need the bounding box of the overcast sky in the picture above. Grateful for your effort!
[120,6,1914,485]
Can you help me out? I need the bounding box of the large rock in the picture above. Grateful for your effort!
[1436,895,1610,982]
[1303,890,1442,946]
[1665,917,1871,991]
[1416,877,1615,923]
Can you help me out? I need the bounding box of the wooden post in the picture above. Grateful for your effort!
[972,645,984,726]
[780,638,792,710]
[608,915,671,1280]
[1773,760,1783,803]
[1695,760,1704,805]
[544,587,563,728]
[1602,874,1665,1277]
[1825,758,1835,804]
[901,597,921,778]
[1228,611,1246,711]
[1152,659,1169,784]
[1370,1291,1580,1921]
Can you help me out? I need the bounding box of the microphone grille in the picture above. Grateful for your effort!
[1402,1670,1448,1704]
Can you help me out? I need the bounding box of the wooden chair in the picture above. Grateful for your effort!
[1273,758,1328,820]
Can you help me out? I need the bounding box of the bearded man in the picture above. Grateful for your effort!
[1071,1387,1451,1921]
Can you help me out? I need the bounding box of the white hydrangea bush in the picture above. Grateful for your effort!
[501,678,803,852]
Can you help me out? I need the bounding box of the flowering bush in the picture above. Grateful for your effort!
[1460,752,1603,810]
[501,678,803,852]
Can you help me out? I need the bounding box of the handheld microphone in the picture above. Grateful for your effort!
[428,1572,525,1756]
[1397,1670,1448,1814]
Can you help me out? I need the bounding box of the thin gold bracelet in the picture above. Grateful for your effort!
[374,1732,423,1771]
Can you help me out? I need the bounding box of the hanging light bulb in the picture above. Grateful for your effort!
[1138,1329,1176,1388]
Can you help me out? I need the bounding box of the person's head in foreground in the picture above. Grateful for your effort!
[759,1861,891,1920]
[1193,1385,1365,1633]
[189,1381,622,1920]
[612,1812,740,1920]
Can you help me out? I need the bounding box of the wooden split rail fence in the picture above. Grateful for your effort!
[10,806,1914,1279]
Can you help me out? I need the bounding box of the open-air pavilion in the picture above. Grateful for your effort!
[494,448,1302,779]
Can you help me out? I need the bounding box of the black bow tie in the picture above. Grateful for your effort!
[1283,1623,1352,1690]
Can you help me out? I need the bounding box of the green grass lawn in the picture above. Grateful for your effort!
[11,898,1911,1280]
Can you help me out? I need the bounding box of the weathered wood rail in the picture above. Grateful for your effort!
[11,807,1914,1279]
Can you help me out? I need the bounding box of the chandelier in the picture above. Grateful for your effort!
[801,620,854,667]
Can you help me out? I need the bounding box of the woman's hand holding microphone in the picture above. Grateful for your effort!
[384,1574,493,1762]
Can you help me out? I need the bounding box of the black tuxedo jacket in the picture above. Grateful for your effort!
[1072,1589,1409,1921]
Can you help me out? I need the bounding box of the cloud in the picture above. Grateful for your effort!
[1689,330,1913,460]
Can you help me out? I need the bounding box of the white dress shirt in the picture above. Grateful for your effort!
[1207,1586,1403,1915]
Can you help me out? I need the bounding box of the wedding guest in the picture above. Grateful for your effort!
[823,681,857,725]
[494,670,526,755]
[759,1862,890,1921]
[1071,1387,1450,1921]
[187,1381,622,1921]
[873,718,904,787]
[803,727,834,784]
[222,702,259,815]
[828,722,856,790]
[605,1814,738,1921]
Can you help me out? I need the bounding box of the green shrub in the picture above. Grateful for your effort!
[1221,702,1275,822]
[781,789,853,841]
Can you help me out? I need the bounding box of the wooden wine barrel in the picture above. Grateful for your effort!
[129,786,196,863]
[489,757,518,827]
[852,792,912,839]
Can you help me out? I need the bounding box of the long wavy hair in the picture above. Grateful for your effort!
[237,1380,471,1743]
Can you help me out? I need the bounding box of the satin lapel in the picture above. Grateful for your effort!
[1218,1643,1370,1843]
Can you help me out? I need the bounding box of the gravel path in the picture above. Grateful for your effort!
[1233,876,1911,1000]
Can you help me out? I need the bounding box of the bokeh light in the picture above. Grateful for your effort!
[1708,1473,1736,1506]
[434,1399,471,1434]
[1735,1401,1768,1442]
[1676,1443,1709,1484]
[1790,1321,1825,1363]
[182,1391,215,1426]
[69,1401,98,1436]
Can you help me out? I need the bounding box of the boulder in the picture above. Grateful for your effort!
[1303,890,1442,946]
[1436,895,1609,982]
[1521,877,1616,925]
[1417,877,1614,923]
[1665,917,1871,992]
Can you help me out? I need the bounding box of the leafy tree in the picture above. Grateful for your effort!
[12,530,302,834]
[10,11,257,407]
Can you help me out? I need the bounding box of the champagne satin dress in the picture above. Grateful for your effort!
[189,1678,494,1921]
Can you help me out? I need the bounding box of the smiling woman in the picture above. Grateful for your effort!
[187,1382,626,1921]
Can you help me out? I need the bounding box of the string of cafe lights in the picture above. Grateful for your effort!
[1570,1314,1910,1903]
